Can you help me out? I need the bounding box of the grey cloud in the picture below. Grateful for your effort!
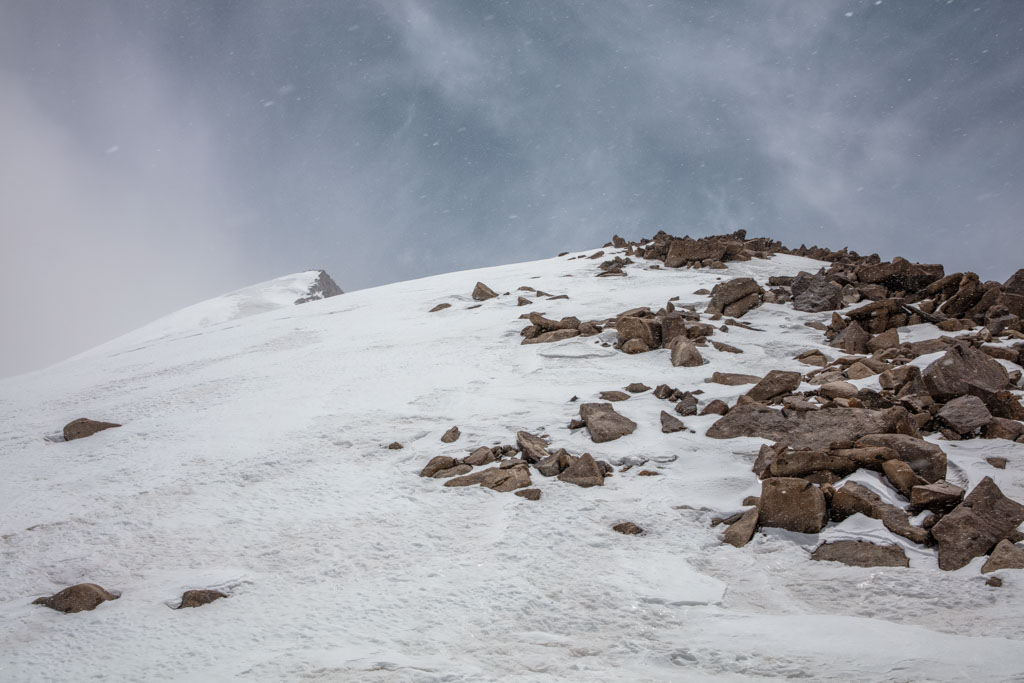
[1,0,1022,377]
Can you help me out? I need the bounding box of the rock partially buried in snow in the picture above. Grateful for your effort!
[33,583,118,613]
[179,589,227,609]
[515,488,542,501]
[420,456,457,478]
[811,541,909,568]
[440,426,461,443]
[931,477,1024,570]
[612,521,644,535]
[579,403,637,443]
[981,539,1024,573]
[63,418,121,441]
[516,431,550,464]
[472,282,498,301]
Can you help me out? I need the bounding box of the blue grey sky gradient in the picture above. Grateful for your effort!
[1,1,1023,377]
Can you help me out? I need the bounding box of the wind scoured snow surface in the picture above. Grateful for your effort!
[1,249,1023,682]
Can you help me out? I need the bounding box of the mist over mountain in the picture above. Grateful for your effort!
[2,1,1023,377]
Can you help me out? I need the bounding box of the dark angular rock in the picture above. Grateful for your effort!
[722,507,759,547]
[937,395,992,434]
[463,447,496,467]
[625,383,651,393]
[516,431,550,464]
[472,282,498,301]
[910,481,965,514]
[981,539,1024,573]
[557,453,605,487]
[441,426,461,443]
[579,403,638,443]
[931,477,1024,570]
[923,343,1010,401]
[294,270,344,304]
[660,410,685,433]
[515,488,542,501]
[855,434,947,483]
[792,274,844,312]
[706,278,763,317]
[670,338,704,367]
[420,456,457,477]
[759,478,827,533]
[745,370,802,403]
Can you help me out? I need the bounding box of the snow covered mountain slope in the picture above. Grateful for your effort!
[2,247,1023,681]
[69,269,343,361]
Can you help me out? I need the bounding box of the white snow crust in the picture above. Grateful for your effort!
[2,248,1024,681]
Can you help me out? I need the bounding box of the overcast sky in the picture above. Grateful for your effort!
[1,1,1023,377]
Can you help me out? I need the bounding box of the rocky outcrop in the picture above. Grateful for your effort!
[294,270,344,304]
[706,405,914,451]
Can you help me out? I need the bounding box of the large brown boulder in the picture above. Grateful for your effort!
[33,583,118,613]
[709,371,762,386]
[706,278,763,317]
[922,344,1010,402]
[63,418,121,442]
[811,541,909,568]
[745,370,802,403]
[758,478,827,533]
[420,456,458,477]
[931,477,1024,570]
[579,403,637,443]
[855,434,947,483]
[706,405,914,451]
[557,453,605,487]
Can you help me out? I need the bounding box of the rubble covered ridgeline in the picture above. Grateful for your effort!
[425,229,1024,576]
